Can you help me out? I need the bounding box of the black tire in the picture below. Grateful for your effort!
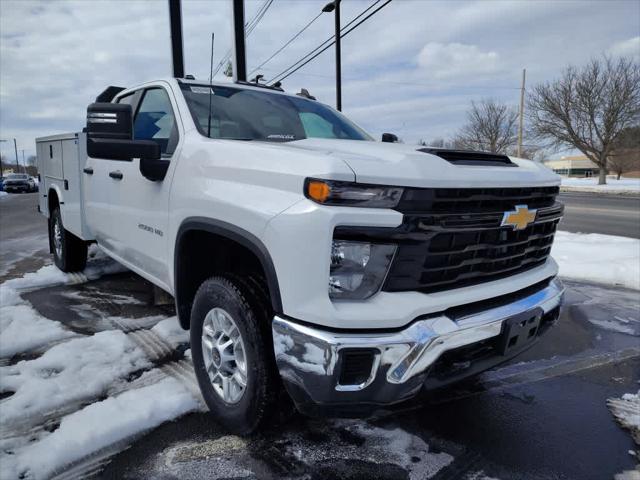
[49,206,88,272]
[190,275,278,435]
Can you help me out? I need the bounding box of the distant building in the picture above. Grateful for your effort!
[544,155,599,177]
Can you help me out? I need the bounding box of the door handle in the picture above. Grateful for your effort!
[109,170,123,180]
[83,167,93,175]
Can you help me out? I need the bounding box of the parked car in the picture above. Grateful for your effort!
[2,173,37,193]
[0,176,4,191]
[37,78,564,434]
[29,176,39,192]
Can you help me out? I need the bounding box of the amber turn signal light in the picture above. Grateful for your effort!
[307,180,331,203]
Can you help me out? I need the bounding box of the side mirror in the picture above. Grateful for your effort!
[381,132,398,143]
[140,157,170,182]
[86,103,161,162]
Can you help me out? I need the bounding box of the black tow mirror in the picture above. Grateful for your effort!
[140,157,170,182]
[86,103,161,162]
[381,132,398,143]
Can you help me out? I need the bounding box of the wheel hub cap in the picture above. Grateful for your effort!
[53,219,62,258]
[201,308,247,404]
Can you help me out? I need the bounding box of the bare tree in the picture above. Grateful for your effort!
[608,125,640,179]
[509,144,546,162]
[527,57,640,184]
[454,99,518,154]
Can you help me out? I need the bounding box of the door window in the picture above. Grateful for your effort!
[133,88,178,156]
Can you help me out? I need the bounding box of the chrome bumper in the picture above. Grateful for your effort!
[272,278,564,415]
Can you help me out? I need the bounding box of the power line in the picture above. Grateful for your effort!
[212,0,274,77]
[267,0,388,85]
[258,67,522,90]
[266,0,383,84]
[248,10,324,77]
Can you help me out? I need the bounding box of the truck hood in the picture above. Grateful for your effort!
[282,138,559,188]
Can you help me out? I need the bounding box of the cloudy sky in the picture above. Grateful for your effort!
[1,0,638,162]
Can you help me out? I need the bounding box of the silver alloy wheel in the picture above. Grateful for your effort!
[201,307,248,404]
[53,217,63,258]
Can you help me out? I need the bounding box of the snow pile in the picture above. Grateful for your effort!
[2,377,199,480]
[0,266,77,358]
[0,302,76,358]
[552,231,640,290]
[608,390,640,445]
[152,316,189,347]
[0,256,128,357]
[0,260,203,479]
[608,390,640,480]
[0,330,150,425]
[0,191,8,198]
[561,177,640,194]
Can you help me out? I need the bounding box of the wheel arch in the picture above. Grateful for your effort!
[174,217,283,329]
[47,185,63,214]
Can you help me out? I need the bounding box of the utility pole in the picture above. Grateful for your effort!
[13,138,19,173]
[0,139,6,177]
[231,0,247,82]
[168,0,185,78]
[334,0,342,111]
[517,68,526,158]
[322,0,342,111]
[22,150,26,172]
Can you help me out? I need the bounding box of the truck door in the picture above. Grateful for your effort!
[84,92,140,248]
[108,85,181,290]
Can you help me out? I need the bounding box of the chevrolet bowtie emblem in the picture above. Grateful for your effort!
[501,205,537,230]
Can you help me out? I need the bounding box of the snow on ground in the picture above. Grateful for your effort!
[0,302,76,358]
[561,177,640,194]
[552,231,640,290]
[0,191,8,198]
[0,330,150,425]
[0,256,127,358]
[608,390,640,480]
[608,390,640,445]
[152,316,189,347]
[1,377,199,480]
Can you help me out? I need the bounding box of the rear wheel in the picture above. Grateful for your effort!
[49,206,87,272]
[190,275,277,434]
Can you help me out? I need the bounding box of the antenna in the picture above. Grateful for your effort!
[207,32,214,138]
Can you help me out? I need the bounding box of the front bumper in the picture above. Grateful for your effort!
[273,277,564,416]
[4,184,29,192]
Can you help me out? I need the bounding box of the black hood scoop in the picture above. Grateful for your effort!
[418,148,517,167]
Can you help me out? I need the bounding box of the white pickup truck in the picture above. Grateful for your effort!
[37,78,564,433]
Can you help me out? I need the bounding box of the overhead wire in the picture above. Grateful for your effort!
[267,0,391,85]
[212,0,275,77]
[248,10,324,77]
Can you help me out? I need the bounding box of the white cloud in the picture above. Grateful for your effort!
[608,36,640,60]
[1,0,639,154]
[416,42,500,79]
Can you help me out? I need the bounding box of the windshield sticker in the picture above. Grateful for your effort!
[267,134,295,140]
[190,86,214,94]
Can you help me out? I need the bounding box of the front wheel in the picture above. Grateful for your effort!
[190,275,278,435]
[49,207,87,272]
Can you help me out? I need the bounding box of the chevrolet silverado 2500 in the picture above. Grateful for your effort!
[37,78,564,434]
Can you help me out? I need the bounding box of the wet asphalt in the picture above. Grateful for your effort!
[1,192,638,479]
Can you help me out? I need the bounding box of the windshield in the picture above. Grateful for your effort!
[180,83,372,143]
[7,174,27,179]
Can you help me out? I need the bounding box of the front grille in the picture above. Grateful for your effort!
[397,186,559,214]
[334,186,562,294]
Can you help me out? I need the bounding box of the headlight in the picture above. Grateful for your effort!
[329,240,396,300]
[305,178,404,208]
